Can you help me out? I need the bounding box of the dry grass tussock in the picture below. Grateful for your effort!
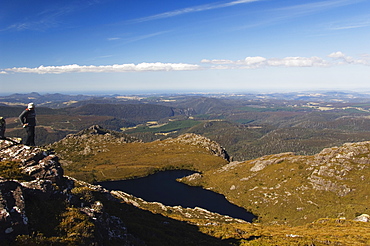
[50,132,228,182]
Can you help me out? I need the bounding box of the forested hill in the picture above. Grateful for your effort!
[0,103,188,145]
[69,103,178,122]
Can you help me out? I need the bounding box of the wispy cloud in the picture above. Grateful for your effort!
[236,0,367,30]
[107,37,121,41]
[106,31,171,45]
[2,0,106,31]
[128,0,261,23]
[327,15,370,30]
[121,31,171,44]
[4,17,60,32]
[274,0,364,16]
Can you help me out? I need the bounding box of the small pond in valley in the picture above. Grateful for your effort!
[98,170,256,222]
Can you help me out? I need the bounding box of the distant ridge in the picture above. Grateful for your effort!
[70,103,177,123]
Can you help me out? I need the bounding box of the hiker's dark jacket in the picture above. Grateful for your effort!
[19,109,36,126]
[0,118,5,128]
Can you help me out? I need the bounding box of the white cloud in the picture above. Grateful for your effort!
[202,55,329,68]
[244,56,267,65]
[2,52,369,75]
[267,56,328,67]
[200,59,235,64]
[201,52,370,69]
[201,57,267,67]
[328,51,346,58]
[328,51,370,65]
[3,63,202,74]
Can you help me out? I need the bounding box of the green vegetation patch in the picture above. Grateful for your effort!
[127,119,201,134]
[0,161,33,181]
[236,106,295,112]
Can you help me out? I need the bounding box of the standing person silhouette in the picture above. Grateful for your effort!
[0,117,5,139]
[19,103,36,146]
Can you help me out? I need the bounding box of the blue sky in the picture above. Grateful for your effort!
[1,0,370,94]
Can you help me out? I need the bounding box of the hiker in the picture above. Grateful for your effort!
[19,103,36,146]
[0,117,5,139]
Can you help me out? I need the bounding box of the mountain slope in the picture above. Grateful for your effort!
[0,138,244,245]
[69,103,177,123]
[180,141,370,226]
[48,125,229,182]
[2,132,370,245]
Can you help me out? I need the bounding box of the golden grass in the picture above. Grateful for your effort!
[53,138,228,182]
[237,218,370,245]
[48,132,370,245]
[185,150,370,226]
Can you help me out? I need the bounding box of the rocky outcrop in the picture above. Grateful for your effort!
[74,125,137,139]
[111,190,246,224]
[185,140,370,226]
[249,152,295,172]
[47,125,140,162]
[306,141,370,196]
[0,180,28,241]
[353,214,370,222]
[0,138,139,245]
[166,133,230,161]
[239,141,370,197]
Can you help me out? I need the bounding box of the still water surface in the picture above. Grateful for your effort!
[99,170,256,222]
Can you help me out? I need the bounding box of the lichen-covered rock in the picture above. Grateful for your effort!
[305,141,370,196]
[249,152,295,172]
[0,138,64,185]
[111,190,247,224]
[0,180,28,243]
[0,138,140,245]
[21,179,56,200]
[166,133,230,161]
[353,214,370,222]
[47,125,140,163]
[21,154,64,184]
